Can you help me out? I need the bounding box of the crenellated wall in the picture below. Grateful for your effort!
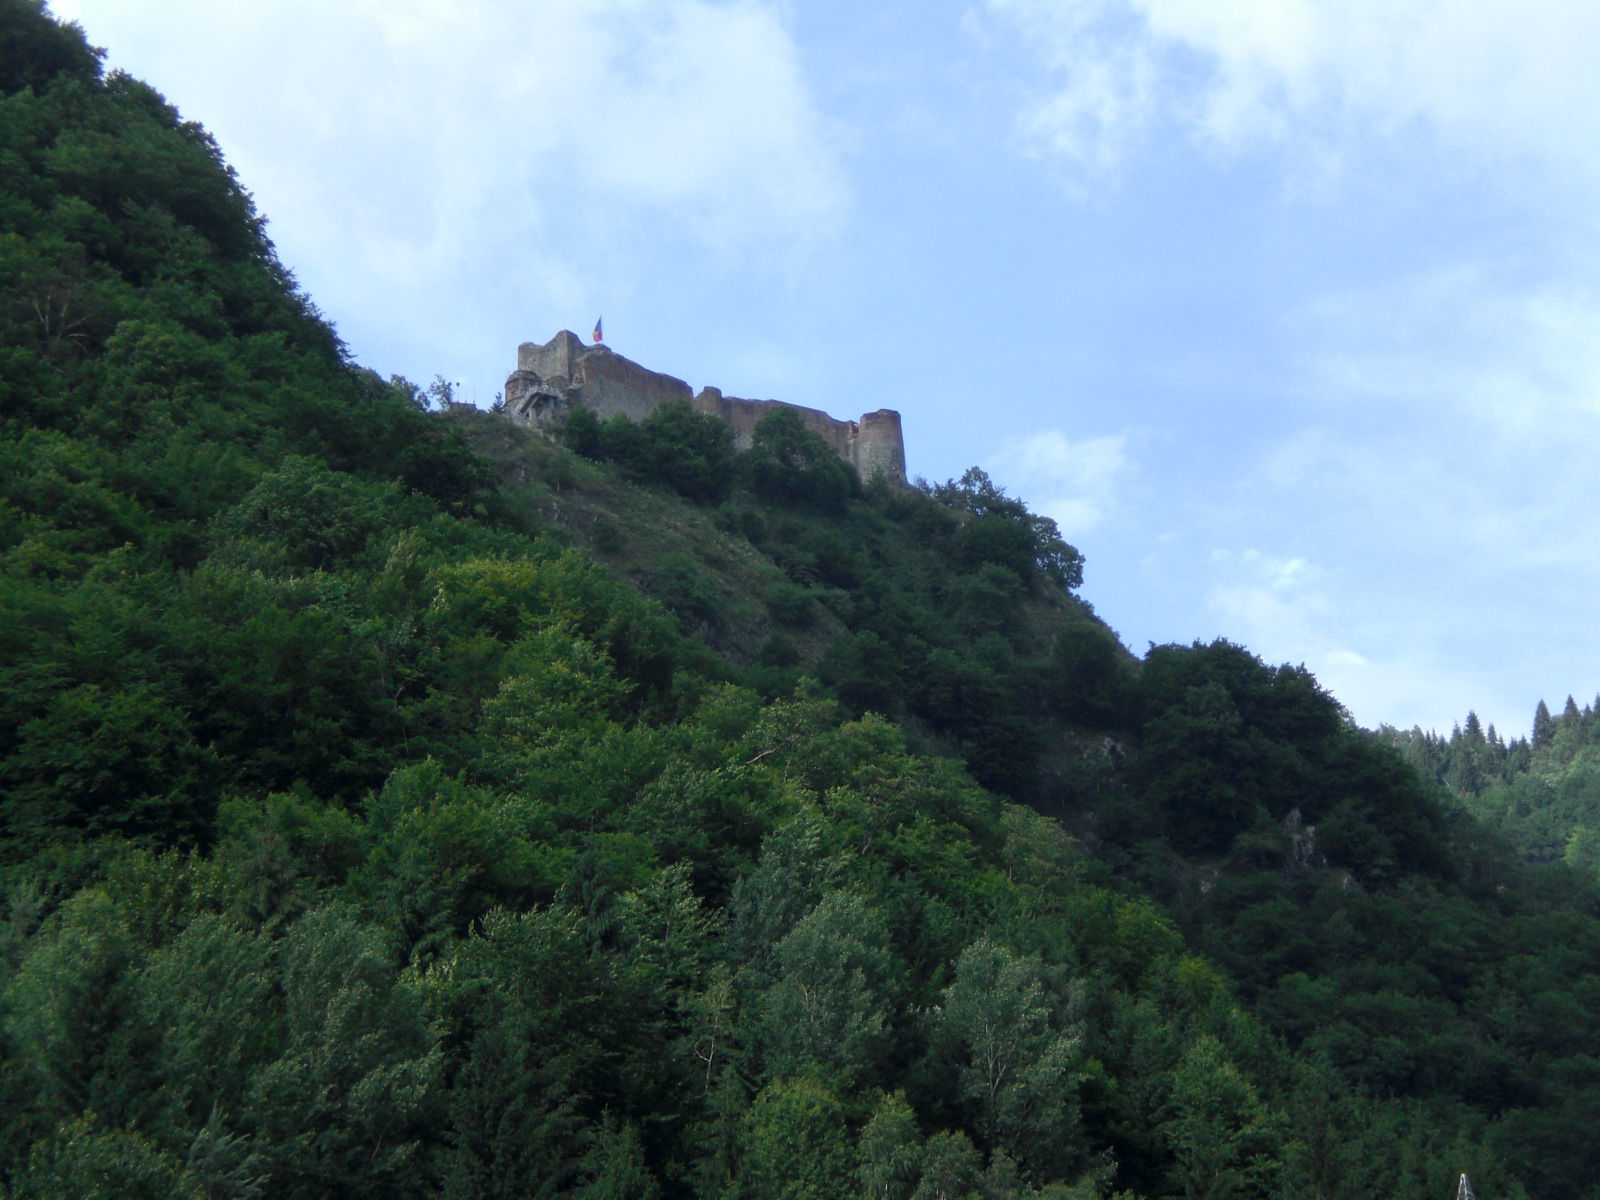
[505,331,907,486]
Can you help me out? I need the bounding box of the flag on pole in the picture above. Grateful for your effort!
[592,317,603,343]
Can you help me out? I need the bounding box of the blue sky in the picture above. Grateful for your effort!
[54,0,1600,737]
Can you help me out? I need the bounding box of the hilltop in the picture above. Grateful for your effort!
[503,329,908,488]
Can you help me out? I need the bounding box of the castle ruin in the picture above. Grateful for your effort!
[504,331,907,487]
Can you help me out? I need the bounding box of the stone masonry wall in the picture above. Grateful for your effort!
[513,330,694,422]
[854,409,908,484]
[505,331,907,486]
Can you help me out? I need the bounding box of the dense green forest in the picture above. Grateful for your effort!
[1387,699,1600,880]
[5,4,1600,1197]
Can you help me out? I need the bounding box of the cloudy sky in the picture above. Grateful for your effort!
[53,0,1600,737]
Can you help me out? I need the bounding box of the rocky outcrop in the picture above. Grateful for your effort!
[504,331,907,486]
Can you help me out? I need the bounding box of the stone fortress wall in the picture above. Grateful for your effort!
[504,331,907,487]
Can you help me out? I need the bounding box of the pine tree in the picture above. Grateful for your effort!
[1533,700,1555,748]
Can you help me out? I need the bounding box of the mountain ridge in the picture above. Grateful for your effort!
[4,5,1600,1197]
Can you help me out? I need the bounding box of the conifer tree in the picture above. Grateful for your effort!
[1533,699,1555,748]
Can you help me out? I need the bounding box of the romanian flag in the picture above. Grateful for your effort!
[592,317,603,343]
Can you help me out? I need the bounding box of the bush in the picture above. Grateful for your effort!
[741,408,854,513]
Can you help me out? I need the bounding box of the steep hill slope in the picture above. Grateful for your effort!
[6,5,1600,1199]
[454,405,1132,805]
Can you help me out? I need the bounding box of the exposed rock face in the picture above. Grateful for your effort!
[504,331,907,487]
[1284,807,1321,870]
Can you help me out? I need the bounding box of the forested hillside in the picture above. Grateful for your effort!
[1388,700,1600,880]
[5,4,1600,1198]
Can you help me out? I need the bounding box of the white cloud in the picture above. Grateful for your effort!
[982,429,1130,533]
[1293,273,1600,435]
[1277,270,1600,583]
[973,0,1158,179]
[1203,549,1462,730]
[60,0,847,392]
[1208,549,1331,662]
[978,0,1600,187]
[963,0,1600,736]
[82,0,845,252]
[1320,650,1508,738]
[1214,374,1600,733]
[67,0,845,233]
[558,2,848,242]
